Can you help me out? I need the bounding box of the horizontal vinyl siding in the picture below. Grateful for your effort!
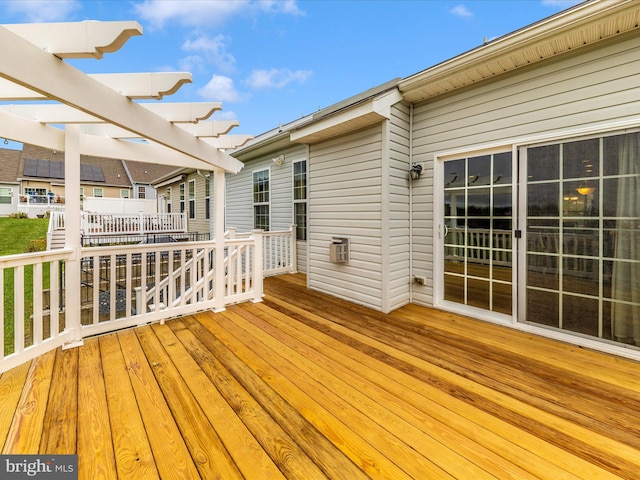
[309,125,384,310]
[387,102,411,311]
[410,34,640,307]
[226,144,308,272]
[185,174,209,235]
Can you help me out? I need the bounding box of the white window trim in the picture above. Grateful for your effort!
[292,159,307,241]
[188,179,196,219]
[93,187,104,197]
[179,182,185,214]
[253,167,271,231]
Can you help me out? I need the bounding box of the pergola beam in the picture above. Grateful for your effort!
[0,25,243,173]
[202,135,254,149]
[3,20,142,59]
[0,72,192,100]
[0,102,222,124]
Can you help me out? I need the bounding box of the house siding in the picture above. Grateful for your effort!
[409,34,640,307]
[308,125,384,311]
[226,143,309,272]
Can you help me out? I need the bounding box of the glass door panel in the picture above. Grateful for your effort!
[443,152,513,315]
[524,132,640,347]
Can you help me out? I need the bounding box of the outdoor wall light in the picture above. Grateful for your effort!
[273,155,285,166]
[409,163,423,181]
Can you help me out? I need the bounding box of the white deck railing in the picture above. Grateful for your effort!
[226,225,297,276]
[17,195,66,218]
[81,212,187,236]
[0,232,269,374]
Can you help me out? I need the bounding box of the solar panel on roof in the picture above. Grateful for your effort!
[23,158,38,176]
[49,161,64,179]
[80,164,105,182]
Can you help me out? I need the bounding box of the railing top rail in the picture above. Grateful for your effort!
[0,248,74,268]
[80,240,217,256]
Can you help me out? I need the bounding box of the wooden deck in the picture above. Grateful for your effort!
[1,273,640,479]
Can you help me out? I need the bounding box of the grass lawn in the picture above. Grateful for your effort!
[1,217,50,355]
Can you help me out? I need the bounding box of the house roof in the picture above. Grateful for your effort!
[398,0,640,103]
[0,147,21,183]
[15,144,174,188]
[234,0,640,155]
[123,160,177,185]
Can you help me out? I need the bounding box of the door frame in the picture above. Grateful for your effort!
[433,145,519,326]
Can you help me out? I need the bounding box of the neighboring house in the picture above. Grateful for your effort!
[0,143,175,216]
[224,0,640,360]
[154,168,215,238]
[0,146,21,216]
[123,159,176,200]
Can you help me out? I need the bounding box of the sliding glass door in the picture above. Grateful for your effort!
[523,132,640,346]
[438,131,639,350]
[442,152,514,316]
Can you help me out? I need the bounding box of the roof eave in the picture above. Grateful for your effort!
[399,0,640,103]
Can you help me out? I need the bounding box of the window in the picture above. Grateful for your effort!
[120,189,130,198]
[24,187,46,196]
[93,187,103,198]
[293,160,307,240]
[166,187,172,213]
[253,169,270,230]
[188,180,196,219]
[205,178,210,220]
[179,183,185,213]
[79,187,84,200]
[0,187,12,205]
[138,186,146,199]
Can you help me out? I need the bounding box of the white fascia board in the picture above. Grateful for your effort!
[0,102,223,124]
[0,26,244,173]
[290,89,403,144]
[2,20,142,59]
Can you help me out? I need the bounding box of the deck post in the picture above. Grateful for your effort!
[252,229,264,303]
[63,124,84,348]
[213,167,226,312]
[290,224,298,274]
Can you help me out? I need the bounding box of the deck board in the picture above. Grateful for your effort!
[1,273,639,479]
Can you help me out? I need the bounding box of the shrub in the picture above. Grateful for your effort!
[24,237,47,253]
[9,212,28,219]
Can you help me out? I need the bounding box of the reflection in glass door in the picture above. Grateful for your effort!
[524,133,640,346]
[442,152,513,315]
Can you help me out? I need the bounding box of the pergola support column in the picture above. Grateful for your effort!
[63,124,83,348]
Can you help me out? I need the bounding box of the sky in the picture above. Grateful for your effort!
[1,0,583,138]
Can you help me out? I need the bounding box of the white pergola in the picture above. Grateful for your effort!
[0,20,252,343]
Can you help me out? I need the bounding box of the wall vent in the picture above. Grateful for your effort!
[329,237,350,264]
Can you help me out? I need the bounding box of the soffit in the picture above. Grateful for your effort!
[399,0,640,103]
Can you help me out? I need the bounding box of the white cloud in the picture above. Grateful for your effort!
[198,75,245,102]
[181,34,236,74]
[256,0,304,16]
[4,0,80,22]
[450,5,473,18]
[245,68,312,90]
[134,0,303,29]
